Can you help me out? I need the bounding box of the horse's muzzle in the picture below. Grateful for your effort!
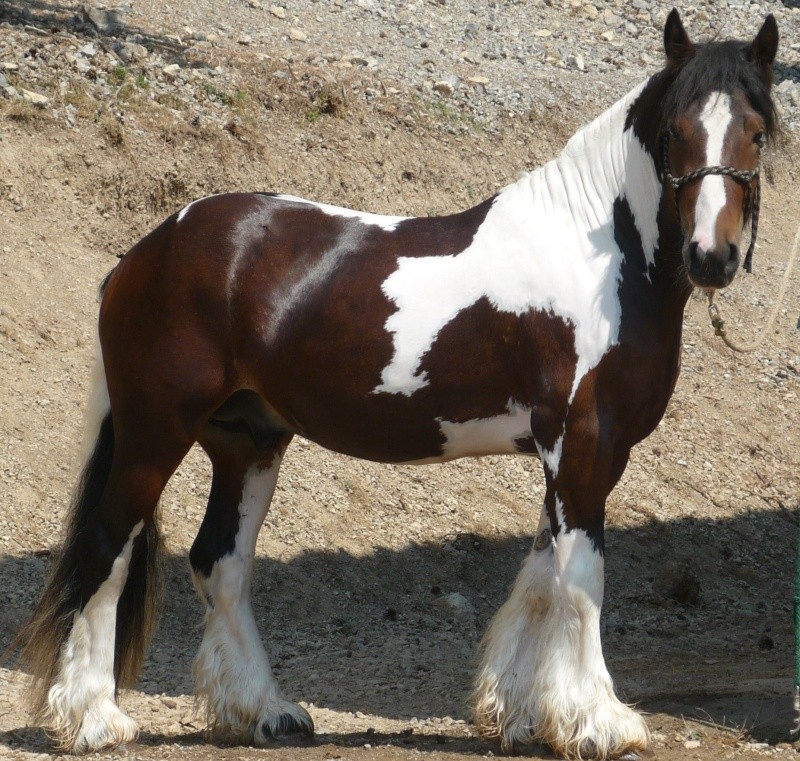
[685,240,740,289]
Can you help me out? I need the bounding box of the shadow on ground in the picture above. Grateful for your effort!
[0,0,186,62]
[1,504,797,749]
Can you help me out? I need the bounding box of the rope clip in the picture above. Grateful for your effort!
[706,294,727,338]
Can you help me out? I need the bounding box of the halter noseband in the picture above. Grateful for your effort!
[662,131,761,273]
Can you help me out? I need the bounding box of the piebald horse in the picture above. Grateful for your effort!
[18,10,778,759]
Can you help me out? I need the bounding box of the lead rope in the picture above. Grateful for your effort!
[705,219,800,353]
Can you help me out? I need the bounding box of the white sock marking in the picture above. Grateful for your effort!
[193,462,311,741]
[46,521,144,752]
[693,92,733,251]
[476,526,648,756]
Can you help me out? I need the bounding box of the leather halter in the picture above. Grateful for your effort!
[662,130,761,273]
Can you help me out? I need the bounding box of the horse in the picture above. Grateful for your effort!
[15,9,778,759]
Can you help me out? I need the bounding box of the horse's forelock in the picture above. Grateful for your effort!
[662,40,777,138]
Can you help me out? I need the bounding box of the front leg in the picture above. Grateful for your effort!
[474,425,648,759]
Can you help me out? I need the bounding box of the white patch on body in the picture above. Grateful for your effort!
[475,526,648,757]
[176,194,216,223]
[45,521,144,753]
[193,462,312,743]
[272,193,408,232]
[408,400,532,463]
[692,92,733,251]
[374,82,660,401]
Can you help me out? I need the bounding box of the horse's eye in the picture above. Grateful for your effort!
[754,131,766,147]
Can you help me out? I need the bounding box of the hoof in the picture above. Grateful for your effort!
[63,700,139,754]
[254,703,314,745]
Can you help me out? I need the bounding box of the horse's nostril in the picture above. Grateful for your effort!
[727,243,739,263]
[688,241,702,268]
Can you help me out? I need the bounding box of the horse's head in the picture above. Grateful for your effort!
[661,9,778,289]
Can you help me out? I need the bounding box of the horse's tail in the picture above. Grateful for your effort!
[15,314,163,718]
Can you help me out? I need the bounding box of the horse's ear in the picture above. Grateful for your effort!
[747,14,779,78]
[664,8,694,65]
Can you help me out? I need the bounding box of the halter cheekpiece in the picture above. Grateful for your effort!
[661,130,761,273]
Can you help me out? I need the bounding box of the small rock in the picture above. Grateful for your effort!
[238,35,253,45]
[534,29,552,37]
[288,28,307,42]
[78,42,98,57]
[684,740,701,749]
[269,4,286,17]
[162,63,181,79]
[124,42,148,61]
[0,73,7,89]
[758,634,774,651]
[21,89,49,106]
[435,592,475,619]
[432,80,454,97]
[0,62,19,72]
[467,75,489,86]
[115,45,133,64]
[247,0,261,7]
[583,3,599,19]
[653,559,700,605]
[82,4,125,35]
[1,85,18,100]
[600,30,615,42]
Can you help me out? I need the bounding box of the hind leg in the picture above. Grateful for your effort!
[191,424,312,744]
[44,420,193,753]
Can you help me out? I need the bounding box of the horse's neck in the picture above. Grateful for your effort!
[526,81,663,274]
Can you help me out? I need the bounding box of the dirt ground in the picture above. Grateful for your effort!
[1,10,800,761]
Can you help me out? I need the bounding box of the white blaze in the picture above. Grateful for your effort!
[692,92,732,251]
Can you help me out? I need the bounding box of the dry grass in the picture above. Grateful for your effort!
[1,100,51,125]
[99,114,127,148]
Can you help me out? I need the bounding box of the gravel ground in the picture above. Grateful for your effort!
[1,0,800,138]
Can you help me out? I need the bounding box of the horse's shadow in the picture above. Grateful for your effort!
[1,505,797,752]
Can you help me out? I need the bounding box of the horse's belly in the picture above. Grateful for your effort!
[295,398,536,465]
